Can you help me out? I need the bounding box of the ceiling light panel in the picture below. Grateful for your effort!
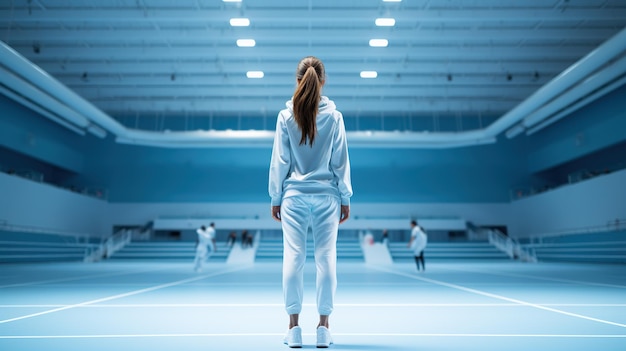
[246,71,264,78]
[236,39,256,47]
[230,18,250,27]
[375,18,396,26]
[369,39,389,47]
[360,71,378,78]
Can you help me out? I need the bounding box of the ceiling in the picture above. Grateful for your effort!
[1,0,626,141]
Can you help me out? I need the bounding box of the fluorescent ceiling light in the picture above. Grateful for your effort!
[246,71,264,78]
[383,0,402,2]
[223,0,242,2]
[236,39,256,47]
[369,39,388,47]
[230,18,250,27]
[375,18,396,26]
[360,71,378,78]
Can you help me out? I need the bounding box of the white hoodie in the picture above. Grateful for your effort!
[269,96,352,207]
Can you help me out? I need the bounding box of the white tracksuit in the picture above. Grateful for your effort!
[269,96,352,316]
[410,226,428,255]
[194,226,215,271]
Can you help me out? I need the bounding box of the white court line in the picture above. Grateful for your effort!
[0,333,625,339]
[0,265,176,289]
[371,266,626,329]
[0,265,252,325]
[2,303,626,308]
[441,265,626,290]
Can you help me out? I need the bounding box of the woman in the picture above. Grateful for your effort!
[269,56,352,348]
[408,220,428,272]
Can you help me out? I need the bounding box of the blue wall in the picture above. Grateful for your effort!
[509,169,626,238]
[72,136,528,203]
[0,172,109,236]
[0,95,87,174]
[2,82,625,240]
[1,84,624,206]
[526,85,626,174]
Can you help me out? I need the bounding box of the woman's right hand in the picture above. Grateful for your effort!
[339,205,350,224]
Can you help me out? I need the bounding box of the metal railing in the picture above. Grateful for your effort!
[1,221,101,262]
[517,220,626,264]
[487,229,537,263]
[525,219,626,245]
[84,229,132,262]
[0,221,96,244]
[1,168,108,201]
[510,165,626,202]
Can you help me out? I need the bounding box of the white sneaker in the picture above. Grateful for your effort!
[316,326,333,348]
[283,326,302,348]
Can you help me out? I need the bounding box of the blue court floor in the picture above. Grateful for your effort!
[1,259,625,350]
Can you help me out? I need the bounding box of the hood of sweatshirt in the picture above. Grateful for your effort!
[285,96,336,115]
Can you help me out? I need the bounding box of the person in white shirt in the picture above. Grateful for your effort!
[408,220,428,272]
[193,223,216,272]
[269,56,352,348]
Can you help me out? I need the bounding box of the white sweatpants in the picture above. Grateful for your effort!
[193,244,213,271]
[281,195,340,316]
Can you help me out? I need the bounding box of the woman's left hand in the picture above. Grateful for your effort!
[271,206,281,221]
[340,205,350,224]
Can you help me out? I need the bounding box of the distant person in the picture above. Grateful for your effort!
[193,223,216,272]
[244,230,254,247]
[408,220,428,272]
[381,229,389,245]
[363,230,375,245]
[269,56,352,348]
[227,231,237,248]
[241,230,250,248]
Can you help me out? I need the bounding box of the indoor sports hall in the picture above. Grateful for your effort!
[1,1,625,350]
